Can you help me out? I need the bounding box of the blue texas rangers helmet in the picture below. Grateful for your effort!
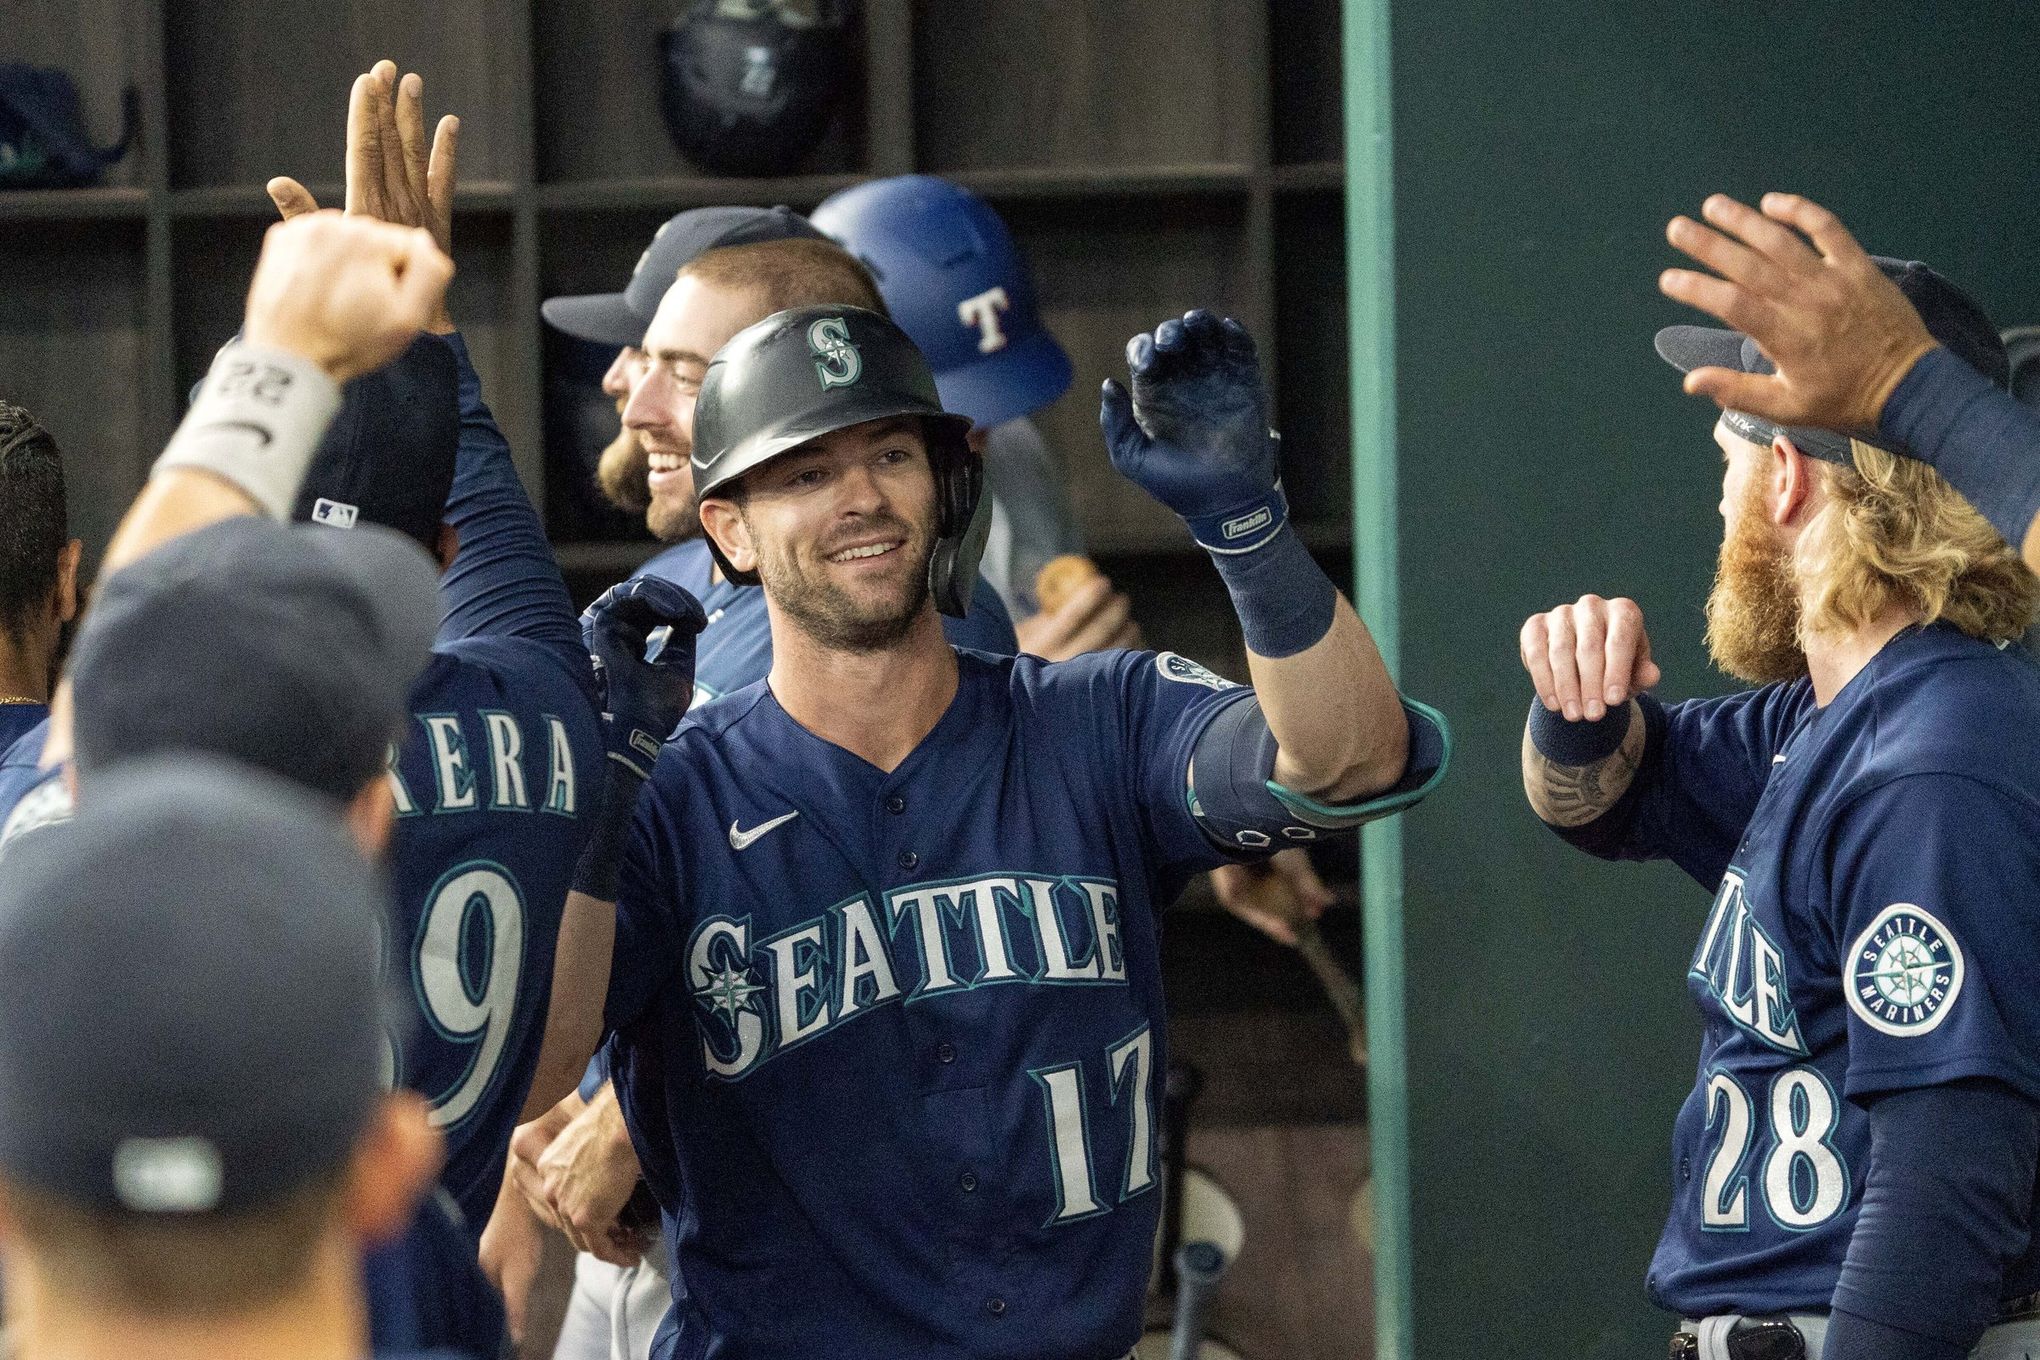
[691,304,988,619]
[810,175,1073,430]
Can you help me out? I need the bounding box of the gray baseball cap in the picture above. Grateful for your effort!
[0,757,391,1215]
[540,205,825,349]
[70,515,440,802]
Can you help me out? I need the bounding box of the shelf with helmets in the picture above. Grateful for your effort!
[0,0,1351,608]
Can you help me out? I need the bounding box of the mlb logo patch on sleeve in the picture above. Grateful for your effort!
[311,498,359,528]
[1847,903,1964,1036]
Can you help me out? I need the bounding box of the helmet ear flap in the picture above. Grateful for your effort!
[926,429,987,619]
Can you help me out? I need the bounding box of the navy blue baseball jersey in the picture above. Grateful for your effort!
[603,648,1444,1359]
[0,718,62,857]
[0,702,44,754]
[382,335,604,1232]
[635,537,1017,710]
[1577,624,2040,1317]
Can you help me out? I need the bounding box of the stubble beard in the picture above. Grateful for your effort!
[1704,483,1808,686]
[755,515,936,654]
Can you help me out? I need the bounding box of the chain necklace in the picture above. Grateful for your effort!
[0,696,41,706]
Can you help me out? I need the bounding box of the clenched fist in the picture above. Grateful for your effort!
[241,212,453,383]
[1519,595,1661,722]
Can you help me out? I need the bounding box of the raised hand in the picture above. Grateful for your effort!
[1100,309,1286,553]
[241,211,452,383]
[1660,193,1936,433]
[267,61,459,332]
[1519,594,1660,723]
[581,577,708,779]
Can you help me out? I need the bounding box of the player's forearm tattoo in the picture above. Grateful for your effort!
[1522,703,1646,828]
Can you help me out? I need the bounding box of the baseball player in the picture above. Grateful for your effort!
[1522,253,2040,1359]
[812,174,1340,947]
[0,405,78,753]
[0,759,451,1360]
[0,404,79,837]
[1659,192,2040,581]
[486,302,1447,1358]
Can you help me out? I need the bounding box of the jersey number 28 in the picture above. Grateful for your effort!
[1701,1066,1849,1231]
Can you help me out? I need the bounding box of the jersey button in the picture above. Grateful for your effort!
[898,849,919,871]
[936,1041,956,1063]
[885,794,906,815]
[986,1297,1006,1317]
[1679,1156,1692,1181]
[960,1171,978,1192]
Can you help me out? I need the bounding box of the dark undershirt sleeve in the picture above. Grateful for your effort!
[1826,1079,2040,1356]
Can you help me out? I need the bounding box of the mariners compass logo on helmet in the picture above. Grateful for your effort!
[1847,903,1964,1036]
[807,315,862,390]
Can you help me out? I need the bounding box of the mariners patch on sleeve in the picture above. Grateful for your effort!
[1154,652,1239,692]
[1847,904,1964,1037]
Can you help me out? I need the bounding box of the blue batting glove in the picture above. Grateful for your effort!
[580,577,707,780]
[1100,309,1287,553]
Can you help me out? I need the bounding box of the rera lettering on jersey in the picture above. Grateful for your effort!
[687,874,1128,1080]
[385,711,579,817]
[1689,870,1808,1055]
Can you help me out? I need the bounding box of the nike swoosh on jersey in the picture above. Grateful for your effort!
[728,811,799,851]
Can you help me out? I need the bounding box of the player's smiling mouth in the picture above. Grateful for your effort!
[825,539,903,563]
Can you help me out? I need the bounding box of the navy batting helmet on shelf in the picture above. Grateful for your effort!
[811,175,1073,430]
[659,0,853,177]
[691,304,988,618]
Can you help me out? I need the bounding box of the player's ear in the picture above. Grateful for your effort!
[340,1091,443,1247]
[345,778,396,857]
[698,496,758,575]
[54,539,82,625]
[433,522,460,572]
[1769,435,1816,528]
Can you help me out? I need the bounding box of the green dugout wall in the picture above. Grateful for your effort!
[1346,4,2040,1356]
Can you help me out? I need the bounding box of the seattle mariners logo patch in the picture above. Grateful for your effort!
[1848,903,1964,1036]
[1155,652,1239,692]
[807,316,862,390]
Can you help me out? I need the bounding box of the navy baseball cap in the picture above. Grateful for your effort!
[1656,256,2009,463]
[811,175,1072,429]
[294,333,459,554]
[70,515,440,802]
[0,757,391,1215]
[541,205,825,349]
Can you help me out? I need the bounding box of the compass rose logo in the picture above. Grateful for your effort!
[1848,903,1964,1037]
[696,959,763,1024]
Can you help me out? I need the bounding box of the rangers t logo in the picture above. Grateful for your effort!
[808,316,862,390]
[957,285,1012,354]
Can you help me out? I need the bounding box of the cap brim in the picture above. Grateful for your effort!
[541,292,647,349]
[1653,324,1746,375]
[930,329,1075,430]
[1654,326,1857,463]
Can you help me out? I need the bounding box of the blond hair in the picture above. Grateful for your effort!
[1799,439,2040,644]
[677,237,888,318]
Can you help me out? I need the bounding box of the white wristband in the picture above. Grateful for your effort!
[152,342,341,520]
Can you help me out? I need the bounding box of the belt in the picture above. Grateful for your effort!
[1670,1317,1806,1360]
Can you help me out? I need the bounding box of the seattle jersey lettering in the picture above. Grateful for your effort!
[1690,870,1807,1055]
[687,873,1128,1080]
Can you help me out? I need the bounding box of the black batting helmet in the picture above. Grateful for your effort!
[659,0,853,177]
[691,305,988,618]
